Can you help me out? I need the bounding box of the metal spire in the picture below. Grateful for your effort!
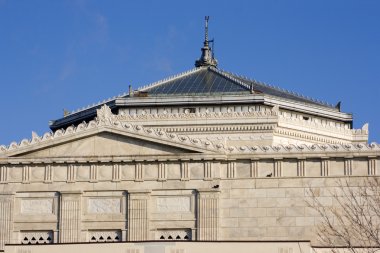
[204,16,209,46]
[195,16,218,68]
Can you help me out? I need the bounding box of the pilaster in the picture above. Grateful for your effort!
[368,157,377,175]
[0,166,7,183]
[67,164,76,183]
[59,191,82,243]
[197,189,220,241]
[227,161,236,179]
[0,193,14,251]
[180,161,190,181]
[44,164,53,183]
[127,190,151,241]
[344,157,353,176]
[274,159,282,177]
[250,159,258,178]
[135,163,144,182]
[90,164,98,182]
[297,159,305,177]
[112,164,121,182]
[321,158,329,177]
[204,161,213,180]
[158,162,167,181]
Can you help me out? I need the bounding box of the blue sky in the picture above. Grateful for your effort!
[0,0,379,145]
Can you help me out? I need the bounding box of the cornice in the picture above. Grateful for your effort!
[2,105,378,158]
[116,110,278,121]
[0,105,224,157]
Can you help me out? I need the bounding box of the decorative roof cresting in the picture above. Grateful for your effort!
[195,16,218,68]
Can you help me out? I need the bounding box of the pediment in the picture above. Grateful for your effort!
[14,131,199,158]
[0,105,223,158]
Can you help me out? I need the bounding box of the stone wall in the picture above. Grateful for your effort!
[0,155,379,250]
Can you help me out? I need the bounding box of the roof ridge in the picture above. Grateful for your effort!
[137,67,202,92]
[221,69,334,108]
[66,68,202,116]
[211,67,251,91]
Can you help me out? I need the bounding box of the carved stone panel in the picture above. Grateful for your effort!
[88,198,121,214]
[21,199,53,214]
[20,231,53,244]
[88,230,121,242]
[156,197,191,213]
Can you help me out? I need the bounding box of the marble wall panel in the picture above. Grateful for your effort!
[8,165,22,182]
[144,163,158,180]
[189,162,203,180]
[305,159,320,177]
[98,164,112,181]
[53,165,67,181]
[76,164,90,181]
[167,163,181,180]
[20,199,53,214]
[282,159,298,177]
[236,161,251,178]
[88,198,121,214]
[258,161,273,178]
[352,158,368,176]
[30,165,45,182]
[329,159,344,176]
[121,163,134,180]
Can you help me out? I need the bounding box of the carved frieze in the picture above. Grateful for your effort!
[88,198,121,214]
[20,199,53,214]
[156,197,191,213]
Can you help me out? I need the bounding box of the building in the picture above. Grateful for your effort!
[0,17,379,253]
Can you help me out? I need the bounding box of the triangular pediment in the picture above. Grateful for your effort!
[0,105,223,158]
[15,131,200,158]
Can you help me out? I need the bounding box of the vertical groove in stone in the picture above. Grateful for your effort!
[128,192,149,241]
[59,194,81,243]
[0,195,13,251]
[67,164,76,183]
[197,191,219,241]
[344,158,353,176]
[250,160,258,178]
[204,162,212,180]
[368,158,376,176]
[22,165,30,183]
[297,159,305,177]
[274,160,282,177]
[158,162,167,181]
[0,166,7,183]
[180,161,190,181]
[112,164,121,182]
[321,159,329,177]
[44,164,53,183]
[227,162,236,179]
[90,164,98,182]
[135,163,144,182]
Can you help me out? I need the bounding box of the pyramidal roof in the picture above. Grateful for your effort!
[134,66,331,108]
[49,17,342,131]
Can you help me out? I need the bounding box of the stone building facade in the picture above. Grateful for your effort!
[0,19,378,253]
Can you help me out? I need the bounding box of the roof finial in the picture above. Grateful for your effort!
[195,16,218,68]
[204,16,209,46]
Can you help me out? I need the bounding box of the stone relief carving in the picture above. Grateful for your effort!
[20,199,53,214]
[88,230,121,242]
[88,198,121,214]
[20,231,53,244]
[96,104,116,126]
[0,104,378,156]
[0,105,223,155]
[156,197,191,212]
[156,229,192,240]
